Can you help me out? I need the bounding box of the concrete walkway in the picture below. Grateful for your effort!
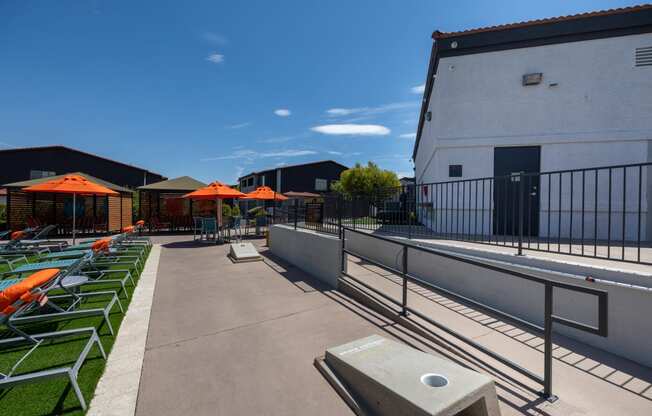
[135,237,388,415]
[133,235,652,415]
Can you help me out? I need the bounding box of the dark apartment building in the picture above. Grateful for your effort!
[0,145,165,189]
[238,160,347,194]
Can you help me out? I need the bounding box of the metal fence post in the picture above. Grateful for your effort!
[293,198,298,230]
[543,283,555,401]
[340,228,346,277]
[408,185,413,240]
[352,195,356,231]
[401,246,408,316]
[518,173,524,256]
[338,195,343,239]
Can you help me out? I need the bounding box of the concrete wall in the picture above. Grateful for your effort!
[346,231,652,368]
[415,33,652,240]
[269,225,341,288]
[416,33,652,181]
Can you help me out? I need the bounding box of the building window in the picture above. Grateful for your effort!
[315,178,328,191]
[247,177,254,187]
[30,170,56,179]
[448,165,462,178]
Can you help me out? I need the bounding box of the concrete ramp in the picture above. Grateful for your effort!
[228,242,263,263]
[317,335,501,416]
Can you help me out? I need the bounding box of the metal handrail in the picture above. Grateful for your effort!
[340,226,608,401]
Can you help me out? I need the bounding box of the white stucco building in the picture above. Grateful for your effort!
[413,5,652,242]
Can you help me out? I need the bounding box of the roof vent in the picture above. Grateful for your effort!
[635,46,652,67]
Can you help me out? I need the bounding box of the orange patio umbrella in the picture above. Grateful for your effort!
[243,186,288,201]
[183,181,245,226]
[22,174,119,244]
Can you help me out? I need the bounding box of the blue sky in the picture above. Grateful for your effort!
[0,0,640,183]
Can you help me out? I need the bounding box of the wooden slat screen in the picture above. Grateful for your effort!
[108,195,121,231]
[122,194,132,227]
[8,189,29,230]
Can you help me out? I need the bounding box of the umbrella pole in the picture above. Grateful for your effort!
[72,193,76,245]
[216,198,223,243]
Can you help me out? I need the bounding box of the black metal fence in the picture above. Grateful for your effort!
[340,227,608,400]
[276,162,651,265]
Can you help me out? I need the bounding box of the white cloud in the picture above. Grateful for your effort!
[327,150,343,155]
[201,148,316,162]
[411,84,425,94]
[311,124,391,136]
[325,101,419,118]
[274,109,291,117]
[326,108,362,116]
[228,122,251,129]
[399,133,416,139]
[259,135,296,144]
[263,149,315,157]
[206,53,224,63]
[203,32,228,45]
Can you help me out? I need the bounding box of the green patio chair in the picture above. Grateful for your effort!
[0,268,108,411]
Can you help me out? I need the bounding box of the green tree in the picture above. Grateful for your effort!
[331,162,400,197]
[222,203,233,219]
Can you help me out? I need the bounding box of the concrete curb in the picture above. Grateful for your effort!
[88,244,162,416]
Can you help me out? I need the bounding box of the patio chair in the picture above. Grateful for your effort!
[0,254,29,271]
[232,216,243,242]
[0,228,51,256]
[2,248,134,300]
[13,225,67,252]
[150,216,171,232]
[42,241,141,265]
[93,216,108,233]
[201,218,218,242]
[0,268,107,411]
[25,216,42,228]
[193,217,203,241]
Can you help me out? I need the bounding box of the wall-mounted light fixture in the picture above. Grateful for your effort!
[426,111,432,121]
[522,73,543,86]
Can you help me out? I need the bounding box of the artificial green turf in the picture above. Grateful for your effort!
[0,245,150,415]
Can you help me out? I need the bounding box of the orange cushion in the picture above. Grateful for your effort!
[91,239,110,253]
[0,269,60,312]
[136,220,145,226]
[11,231,26,241]
[122,225,135,233]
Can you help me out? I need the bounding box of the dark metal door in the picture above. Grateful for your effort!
[493,146,540,237]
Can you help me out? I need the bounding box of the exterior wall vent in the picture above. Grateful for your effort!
[635,46,652,67]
